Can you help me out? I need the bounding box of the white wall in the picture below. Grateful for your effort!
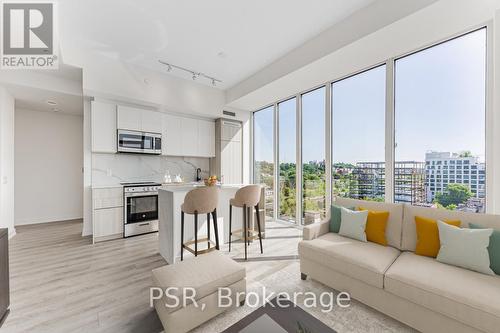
[14,109,83,225]
[0,86,15,238]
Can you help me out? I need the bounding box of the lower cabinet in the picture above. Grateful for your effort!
[92,187,124,243]
[93,207,123,243]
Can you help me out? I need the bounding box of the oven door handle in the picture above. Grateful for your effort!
[124,192,158,197]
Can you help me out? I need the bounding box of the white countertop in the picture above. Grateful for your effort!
[159,184,249,192]
[91,184,123,189]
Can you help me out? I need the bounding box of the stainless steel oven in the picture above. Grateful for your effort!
[123,182,161,237]
[117,129,162,155]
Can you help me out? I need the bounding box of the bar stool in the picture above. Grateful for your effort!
[181,186,219,261]
[228,185,263,260]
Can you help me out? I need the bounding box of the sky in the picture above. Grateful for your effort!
[254,28,486,165]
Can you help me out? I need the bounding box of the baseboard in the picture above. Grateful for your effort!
[15,216,83,226]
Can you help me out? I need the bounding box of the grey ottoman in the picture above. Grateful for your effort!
[152,251,246,333]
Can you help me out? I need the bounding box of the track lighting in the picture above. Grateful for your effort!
[159,60,222,86]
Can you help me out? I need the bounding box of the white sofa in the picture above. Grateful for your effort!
[298,197,500,333]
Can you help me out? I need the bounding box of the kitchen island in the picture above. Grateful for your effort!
[158,184,265,264]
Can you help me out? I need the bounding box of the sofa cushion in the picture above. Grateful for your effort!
[470,223,500,275]
[437,221,494,275]
[415,216,461,258]
[338,207,368,242]
[334,197,403,249]
[358,207,389,246]
[385,252,500,333]
[298,233,400,288]
[402,204,500,251]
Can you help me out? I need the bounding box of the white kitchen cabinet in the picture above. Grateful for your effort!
[197,120,215,157]
[91,101,117,153]
[221,121,241,142]
[162,114,183,156]
[142,110,162,133]
[215,119,243,184]
[93,207,123,242]
[181,118,198,156]
[92,187,124,243]
[92,188,123,209]
[221,140,242,184]
[117,105,142,131]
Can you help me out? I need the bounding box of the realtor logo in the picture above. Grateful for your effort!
[1,1,58,69]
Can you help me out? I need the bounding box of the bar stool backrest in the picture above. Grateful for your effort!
[183,186,219,214]
[234,185,261,207]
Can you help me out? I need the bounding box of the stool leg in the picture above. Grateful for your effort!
[212,209,220,250]
[229,204,232,252]
[247,207,251,246]
[207,213,211,249]
[194,212,198,257]
[243,204,247,260]
[181,211,184,261]
[255,205,263,254]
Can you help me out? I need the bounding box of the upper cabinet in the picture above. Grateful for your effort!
[91,102,216,158]
[197,120,216,157]
[117,106,141,131]
[181,118,199,157]
[91,101,117,153]
[161,115,215,158]
[162,114,183,156]
[141,110,162,133]
[117,106,162,133]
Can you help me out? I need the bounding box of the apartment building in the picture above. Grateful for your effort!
[425,151,486,202]
[350,161,426,204]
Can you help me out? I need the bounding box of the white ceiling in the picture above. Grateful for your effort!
[9,84,83,116]
[59,0,375,89]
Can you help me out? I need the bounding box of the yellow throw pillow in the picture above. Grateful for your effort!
[414,216,461,258]
[357,207,389,246]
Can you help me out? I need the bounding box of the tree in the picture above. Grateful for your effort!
[459,150,473,157]
[434,183,473,207]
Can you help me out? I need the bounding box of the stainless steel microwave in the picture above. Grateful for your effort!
[117,129,162,154]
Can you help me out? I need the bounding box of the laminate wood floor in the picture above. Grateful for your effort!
[2,220,412,333]
[1,219,302,333]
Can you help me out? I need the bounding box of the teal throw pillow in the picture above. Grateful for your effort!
[469,223,500,275]
[330,204,355,233]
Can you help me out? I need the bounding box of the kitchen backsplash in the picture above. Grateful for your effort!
[92,153,210,186]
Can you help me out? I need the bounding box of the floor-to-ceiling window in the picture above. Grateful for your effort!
[254,106,275,220]
[252,26,488,221]
[395,28,486,212]
[302,87,326,224]
[332,66,386,202]
[278,98,297,222]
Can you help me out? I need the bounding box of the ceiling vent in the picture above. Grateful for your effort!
[223,110,236,117]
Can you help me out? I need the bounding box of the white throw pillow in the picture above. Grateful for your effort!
[339,207,368,242]
[436,220,494,275]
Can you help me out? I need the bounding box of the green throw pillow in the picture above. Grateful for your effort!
[330,205,355,233]
[469,223,500,275]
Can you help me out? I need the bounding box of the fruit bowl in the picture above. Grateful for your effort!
[204,175,218,187]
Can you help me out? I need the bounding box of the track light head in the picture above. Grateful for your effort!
[212,79,216,86]
[167,64,172,72]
